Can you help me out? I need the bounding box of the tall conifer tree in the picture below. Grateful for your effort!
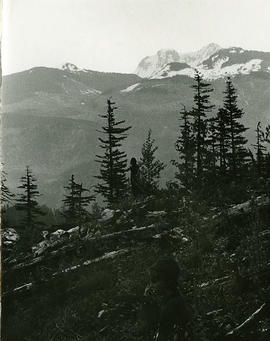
[1,169,15,208]
[62,175,94,226]
[222,77,248,177]
[139,129,165,193]
[62,174,77,223]
[173,106,195,188]
[1,168,15,228]
[16,166,44,232]
[216,108,230,174]
[265,125,270,177]
[95,98,131,204]
[205,117,218,176]
[77,183,95,224]
[252,122,267,176]
[266,125,270,143]
[191,70,214,178]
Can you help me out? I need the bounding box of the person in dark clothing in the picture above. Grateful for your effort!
[142,257,193,341]
[129,157,141,197]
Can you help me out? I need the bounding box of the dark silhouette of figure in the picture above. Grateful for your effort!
[142,257,193,340]
[129,157,141,197]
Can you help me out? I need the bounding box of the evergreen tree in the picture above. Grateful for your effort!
[62,174,94,226]
[139,129,165,193]
[265,153,270,179]
[252,122,267,176]
[77,182,95,223]
[264,125,270,177]
[205,117,218,177]
[1,168,15,228]
[173,106,195,188]
[265,125,270,144]
[222,77,248,177]
[215,108,230,175]
[62,174,78,225]
[95,98,131,205]
[16,166,44,233]
[1,169,15,208]
[191,70,214,178]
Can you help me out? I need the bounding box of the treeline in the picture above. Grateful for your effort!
[93,72,270,206]
[1,167,95,245]
[1,71,270,246]
[1,98,165,246]
[173,72,270,191]
[94,98,165,204]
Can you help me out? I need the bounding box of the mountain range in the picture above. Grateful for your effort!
[135,43,221,78]
[2,43,270,206]
[135,43,270,79]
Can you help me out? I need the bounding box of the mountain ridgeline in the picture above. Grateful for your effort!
[2,43,270,206]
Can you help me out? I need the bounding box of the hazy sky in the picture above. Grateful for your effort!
[2,0,270,75]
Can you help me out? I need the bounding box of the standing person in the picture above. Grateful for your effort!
[129,157,141,197]
[142,257,193,340]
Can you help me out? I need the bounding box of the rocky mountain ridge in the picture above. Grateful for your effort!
[135,43,221,78]
[135,44,270,80]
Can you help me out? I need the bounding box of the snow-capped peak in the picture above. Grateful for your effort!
[62,62,80,72]
[135,49,181,78]
[179,43,222,66]
[156,48,180,59]
[136,45,270,80]
[135,44,221,78]
[62,62,90,73]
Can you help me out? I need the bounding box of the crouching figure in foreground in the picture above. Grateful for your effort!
[142,257,193,341]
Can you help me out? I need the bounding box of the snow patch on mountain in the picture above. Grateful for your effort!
[180,43,221,66]
[80,88,102,95]
[62,63,80,72]
[136,45,270,80]
[62,63,89,73]
[153,68,195,79]
[120,83,142,93]
[151,62,195,79]
[202,58,262,79]
[237,59,262,73]
[135,49,180,78]
[151,58,263,80]
[229,47,245,54]
[213,57,229,69]
[120,82,169,94]
[212,55,219,62]
[135,44,221,78]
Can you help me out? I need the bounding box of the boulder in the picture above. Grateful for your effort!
[49,229,68,242]
[99,209,115,223]
[2,228,20,246]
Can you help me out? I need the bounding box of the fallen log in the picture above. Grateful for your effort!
[7,224,159,272]
[227,195,270,217]
[53,248,131,275]
[199,262,270,291]
[199,275,231,289]
[86,224,157,243]
[226,303,267,336]
[3,248,132,296]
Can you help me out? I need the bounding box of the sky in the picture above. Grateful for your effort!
[2,0,270,75]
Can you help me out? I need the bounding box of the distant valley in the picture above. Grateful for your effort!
[2,44,270,206]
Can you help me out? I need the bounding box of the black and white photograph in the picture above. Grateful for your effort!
[1,0,270,340]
